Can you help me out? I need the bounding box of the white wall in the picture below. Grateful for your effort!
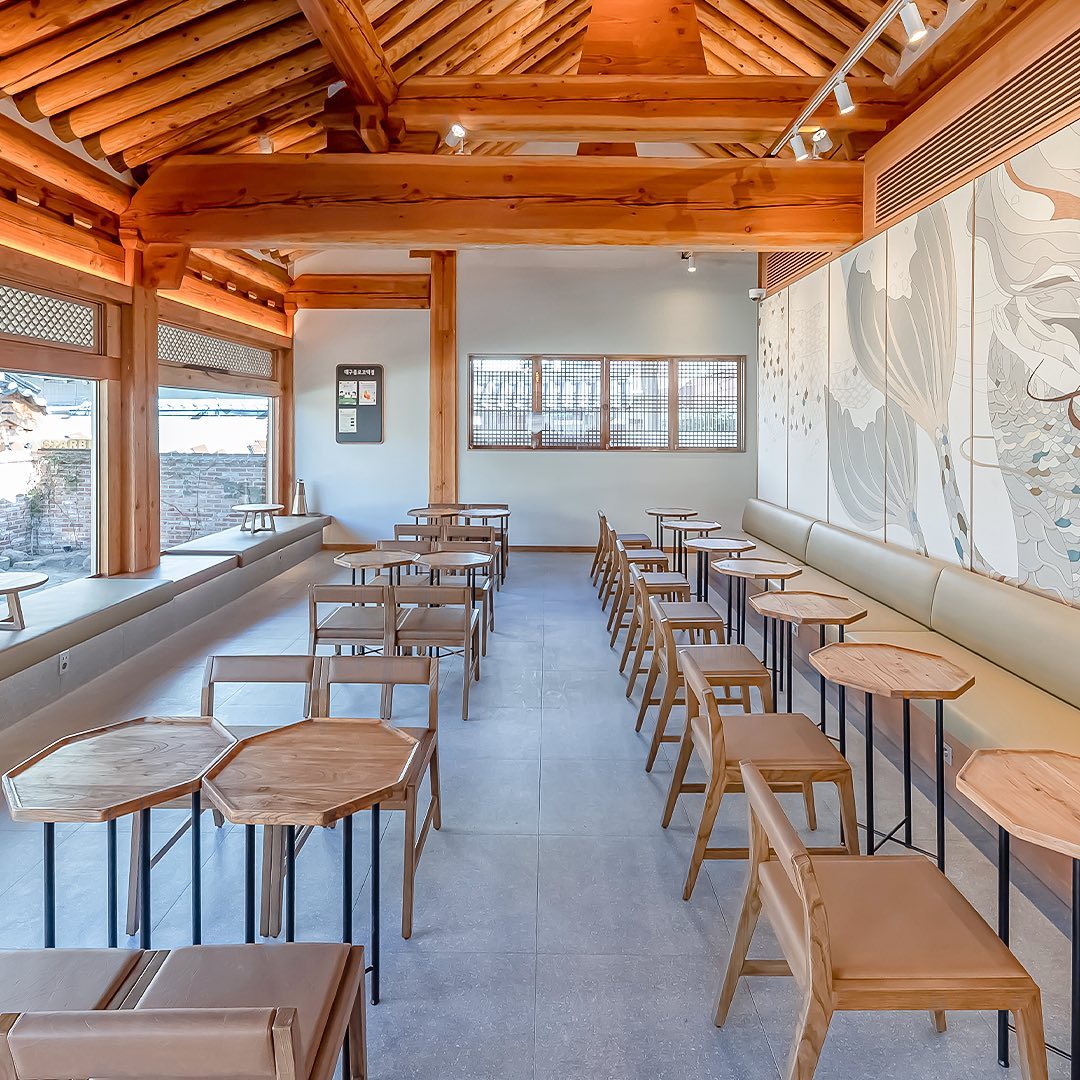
[293,247,758,546]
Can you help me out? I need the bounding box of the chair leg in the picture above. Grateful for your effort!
[785,992,832,1080]
[212,809,225,828]
[801,782,818,831]
[1014,993,1049,1080]
[349,980,368,1080]
[635,657,660,732]
[607,584,626,638]
[380,682,394,720]
[662,725,694,828]
[930,1010,947,1032]
[126,813,142,937]
[462,641,472,721]
[645,674,678,772]
[626,624,651,697]
[715,865,763,1027]
[402,786,417,939]
[684,775,725,900]
[619,607,639,672]
[429,747,442,829]
[836,772,861,855]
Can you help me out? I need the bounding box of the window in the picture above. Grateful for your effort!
[158,323,273,379]
[0,371,97,589]
[468,355,744,451]
[0,283,98,351]
[159,388,270,546]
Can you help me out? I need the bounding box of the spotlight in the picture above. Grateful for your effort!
[899,1,928,43]
[681,251,697,273]
[789,134,810,161]
[833,79,856,115]
[444,122,466,149]
[811,128,833,158]
[258,134,273,154]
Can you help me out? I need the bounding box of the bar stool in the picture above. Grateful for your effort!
[598,527,652,608]
[664,649,859,899]
[620,566,691,685]
[607,542,670,645]
[635,598,725,770]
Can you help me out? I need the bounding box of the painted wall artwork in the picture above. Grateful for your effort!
[759,117,1080,608]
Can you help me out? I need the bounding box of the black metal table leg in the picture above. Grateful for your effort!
[655,517,662,548]
[1072,858,1079,1079]
[761,581,770,665]
[837,626,847,757]
[818,626,827,733]
[107,819,117,948]
[726,573,732,637]
[902,700,913,850]
[785,621,793,713]
[696,550,704,601]
[739,578,747,644]
[191,791,202,945]
[770,617,779,706]
[935,700,946,871]
[285,824,296,943]
[139,808,151,948]
[371,803,381,1005]
[998,827,1011,1068]
[864,693,875,856]
[342,815,354,1080]
[43,822,55,948]
[244,824,256,943]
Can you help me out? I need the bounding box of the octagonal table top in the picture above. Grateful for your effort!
[203,718,418,827]
[334,550,419,571]
[420,551,493,570]
[809,642,974,700]
[3,716,236,823]
[713,558,802,581]
[664,519,722,533]
[684,537,756,555]
[749,591,868,627]
[407,506,460,518]
[645,507,696,518]
[957,749,1080,860]
[462,508,510,519]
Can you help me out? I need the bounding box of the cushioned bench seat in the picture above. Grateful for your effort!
[124,554,239,592]
[0,577,173,682]
[165,515,330,566]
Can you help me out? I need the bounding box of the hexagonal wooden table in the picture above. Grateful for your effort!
[333,548,418,585]
[203,717,419,1005]
[713,558,802,665]
[750,591,868,724]
[662,518,722,576]
[2,716,235,949]
[810,642,974,871]
[682,536,754,603]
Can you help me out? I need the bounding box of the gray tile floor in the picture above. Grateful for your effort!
[0,551,1072,1078]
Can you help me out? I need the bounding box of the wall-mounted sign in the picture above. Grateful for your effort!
[336,364,383,443]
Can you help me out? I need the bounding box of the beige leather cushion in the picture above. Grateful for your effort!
[166,516,330,566]
[932,568,1080,709]
[692,711,845,774]
[790,565,927,634]
[805,523,945,627]
[0,948,141,1013]
[845,630,1080,755]
[741,500,816,561]
[761,855,1032,984]
[397,607,478,637]
[137,943,349,1078]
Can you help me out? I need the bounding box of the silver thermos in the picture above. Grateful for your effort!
[291,478,308,516]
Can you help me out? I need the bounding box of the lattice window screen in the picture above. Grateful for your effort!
[540,356,602,448]
[470,355,532,447]
[158,323,273,378]
[0,283,96,349]
[608,359,669,448]
[677,358,741,448]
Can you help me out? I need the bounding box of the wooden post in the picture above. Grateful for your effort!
[428,251,457,504]
[276,347,295,510]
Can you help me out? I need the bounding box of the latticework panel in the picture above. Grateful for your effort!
[0,283,96,350]
[677,358,742,449]
[540,356,601,448]
[469,355,532,447]
[158,323,274,378]
[608,359,669,448]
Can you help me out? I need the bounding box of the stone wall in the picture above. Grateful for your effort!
[160,451,267,546]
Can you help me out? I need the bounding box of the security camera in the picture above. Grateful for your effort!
[749,288,767,303]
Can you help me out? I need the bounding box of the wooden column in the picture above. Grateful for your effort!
[428,250,457,504]
[276,347,295,509]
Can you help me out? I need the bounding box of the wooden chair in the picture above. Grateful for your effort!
[716,763,1048,1080]
[621,566,691,689]
[665,650,859,899]
[434,538,497,653]
[123,654,319,939]
[315,654,441,939]
[373,538,433,580]
[308,584,395,656]
[465,502,509,573]
[0,943,367,1080]
[393,523,443,542]
[392,584,481,720]
[635,599,725,770]
[607,541,669,642]
[598,527,652,607]
[591,511,610,584]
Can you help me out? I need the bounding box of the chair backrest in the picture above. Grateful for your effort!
[201,654,318,715]
[393,583,471,609]
[649,597,724,670]
[308,584,394,650]
[740,761,834,1000]
[376,538,432,555]
[466,502,508,510]
[2,1007,295,1080]
[315,654,438,727]
[680,650,728,764]
[442,525,495,544]
[393,524,442,541]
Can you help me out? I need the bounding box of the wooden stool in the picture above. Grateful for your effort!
[635,600,725,770]
[598,528,652,607]
[607,543,669,644]
[665,649,859,899]
[621,568,691,690]
[233,502,284,533]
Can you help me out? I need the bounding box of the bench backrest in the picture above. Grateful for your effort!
[742,499,815,561]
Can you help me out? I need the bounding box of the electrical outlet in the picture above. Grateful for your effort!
[943,742,953,767]
[58,650,70,675]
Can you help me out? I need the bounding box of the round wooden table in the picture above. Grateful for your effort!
[748,591,867,729]
[203,718,418,1006]
[683,536,754,601]
[810,641,974,869]
[407,506,460,522]
[461,509,510,580]
[644,506,696,549]
[334,549,419,585]
[2,716,235,949]
[0,570,48,631]
[662,519,722,577]
[957,749,1080,1073]
[419,550,493,603]
[233,502,284,534]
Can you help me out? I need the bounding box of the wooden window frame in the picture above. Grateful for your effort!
[467,353,746,453]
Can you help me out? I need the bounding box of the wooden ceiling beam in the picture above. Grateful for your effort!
[20,0,299,120]
[701,50,741,75]
[182,90,329,155]
[456,0,587,75]
[286,272,431,308]
[697,22,777,74]
[123,153,864,249]
[265,116,324,150]
[706,0,832,76]
[190,248,292,295]
[89,45,330,160]
[295,0,397,106]
[384,0,499,66]
[389,75,899,143]
[0,0,133,57]
[749,0,880,77]
[793,0,901,72]
[373,0,447,51]
[514,23,586,74]
[394,0,524,81]
[694,4,803,75]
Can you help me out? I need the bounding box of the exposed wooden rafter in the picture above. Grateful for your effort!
[296,0,398,105]
[286,272,431,307]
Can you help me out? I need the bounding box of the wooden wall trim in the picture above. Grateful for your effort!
[428,251,457,504]
[157,293,292,351]
[0,243,132,305]
[158,275,290,340]
[0,198,126,283]
[286,273,431,309]
[157,361,280,397]
[0,337,120,381]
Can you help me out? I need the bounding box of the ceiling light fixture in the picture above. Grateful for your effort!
[789,134,810,161]
[258,134,273,154]
[811,128,833,157]
[833,78,855,115]
[444,122,466,149]
[681,251,697,273]
[899,1,928,44]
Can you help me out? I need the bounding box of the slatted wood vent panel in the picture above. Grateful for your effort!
[762,250,831,293]
[873,27,1080,227]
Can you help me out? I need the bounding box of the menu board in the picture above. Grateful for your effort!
[336,364,383,443]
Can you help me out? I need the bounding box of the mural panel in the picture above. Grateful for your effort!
[787,266,829,518]
[972,121,1080,605]
[756,291,788,506]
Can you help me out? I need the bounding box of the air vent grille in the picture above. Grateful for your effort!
[874,27,1080,227]
[762,251,830,293]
